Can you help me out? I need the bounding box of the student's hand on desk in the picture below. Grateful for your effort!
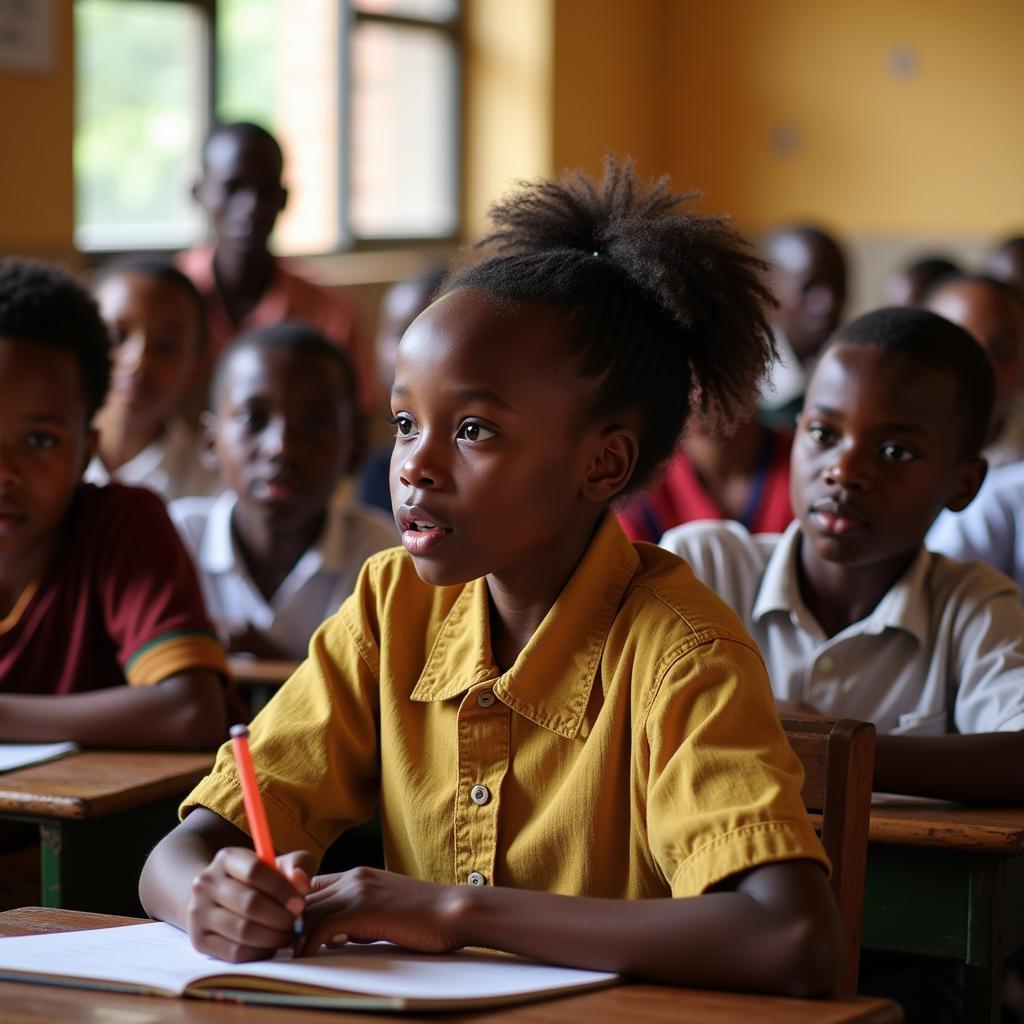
[187,847,315,962]
[296,867,460,957]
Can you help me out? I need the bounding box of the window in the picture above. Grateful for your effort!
[74,0,461,254]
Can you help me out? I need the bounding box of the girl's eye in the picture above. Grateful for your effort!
[26,432,58,450]
[881,443,916,462]
[807,423,834,446]
[457,421,497,443]
[391,414,414,437]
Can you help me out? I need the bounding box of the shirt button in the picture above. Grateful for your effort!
[476,690,496,708]
[818,655,835,673]
[470,784,490,806]
[467,871,487,886]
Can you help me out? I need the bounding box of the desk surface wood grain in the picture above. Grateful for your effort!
[866,800,1024,854]
[0,751,213,820]
[0,909,902,1023]
[227,657,299,686]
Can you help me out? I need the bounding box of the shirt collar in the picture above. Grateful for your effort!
[409,513,641,739]
[198,490,240,573]
[752,521,930,645]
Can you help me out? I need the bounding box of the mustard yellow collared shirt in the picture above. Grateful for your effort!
[183,514,827,898]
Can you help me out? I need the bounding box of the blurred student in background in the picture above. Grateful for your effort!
[357,264,447,515]
[924,274,1024,467]
[87,258,218,502]
[617,415,793,543]
[171,323,394,661]
[178,122,377,415]
[758,224,847,432]
[992,235,1024,295]
[884,255,960,308]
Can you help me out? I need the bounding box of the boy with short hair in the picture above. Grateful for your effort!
[170,322,395,661]
[178,122,376,413]
[924,273,1024,467]
[0,259,227,748]
[663,307,1024,803]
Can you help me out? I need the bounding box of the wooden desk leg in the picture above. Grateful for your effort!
[35,795,185,914]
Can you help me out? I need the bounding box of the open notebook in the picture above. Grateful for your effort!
[0,922,618,1011]
[0,742,78,773]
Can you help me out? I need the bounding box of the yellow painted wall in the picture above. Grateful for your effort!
[462,0,554,239]
[664,0,1024,235]
[551,0,670,180]
[5,1,1022,261]
[0,0,76,260]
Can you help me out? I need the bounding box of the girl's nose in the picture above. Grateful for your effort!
[398,437,445,489]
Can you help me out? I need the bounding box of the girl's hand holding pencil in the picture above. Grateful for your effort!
[184,726,315,962]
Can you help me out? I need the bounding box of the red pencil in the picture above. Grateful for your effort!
[229,724,276,867]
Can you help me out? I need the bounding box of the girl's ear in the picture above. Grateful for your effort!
[580,425,639,503]
[945,456,987,513]
[199,411,221,472]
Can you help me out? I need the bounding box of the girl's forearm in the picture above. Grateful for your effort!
[444,860,840,997]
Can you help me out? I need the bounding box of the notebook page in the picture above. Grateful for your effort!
[0,742,79,773]
[0,923,224,994]
[0,922,618,1002]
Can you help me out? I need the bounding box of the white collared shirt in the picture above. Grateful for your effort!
[661,519,1024,736]
[928,459,1024,594]
[169,490,398,659]
[85,418,219,503]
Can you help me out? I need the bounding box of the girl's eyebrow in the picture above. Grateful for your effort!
[390,383,517,413]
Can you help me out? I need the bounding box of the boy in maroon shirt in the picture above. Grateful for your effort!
[0,259,227,749]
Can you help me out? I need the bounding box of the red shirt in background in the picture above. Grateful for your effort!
[618,429,794,543]
[0,484,226,694]
[177,245,378,413]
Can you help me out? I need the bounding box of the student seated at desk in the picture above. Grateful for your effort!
[662,307,1024,804]
[0,259,228,749]
[140,160,842,996]
[170,323,395,661]
[86,258,219,501]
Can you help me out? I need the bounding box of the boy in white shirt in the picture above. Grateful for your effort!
[662,306,1024,803]
[170,322,395,660]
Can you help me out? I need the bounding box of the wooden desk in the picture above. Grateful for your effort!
[0,751,212,913]
[0,908,902,1023]
[859,800,1024,1024]
[227,657,299,714]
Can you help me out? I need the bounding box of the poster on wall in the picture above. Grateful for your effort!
[0,0,54,74]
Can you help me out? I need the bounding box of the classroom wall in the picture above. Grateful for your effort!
[4,1,1023,300]
[663,0,1024,237]
[462,0,554,239]
[0,0,76,262]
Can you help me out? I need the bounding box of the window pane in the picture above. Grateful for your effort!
[75,0,206,251]
[217,0,340,254]
[351,0,458,23]
[350,22,458,238]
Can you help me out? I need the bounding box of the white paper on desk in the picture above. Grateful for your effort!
[0,922,618,1007]
[0,742,79,773]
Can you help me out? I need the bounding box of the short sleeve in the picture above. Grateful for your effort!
[927,499,1017,581]
[645,636,829,896]
[96,486,226,684]
[181,562,384,859]
[950,571,1024,734]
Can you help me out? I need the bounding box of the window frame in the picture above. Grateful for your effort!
[340,0,463,250]
[74,0,462,259]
